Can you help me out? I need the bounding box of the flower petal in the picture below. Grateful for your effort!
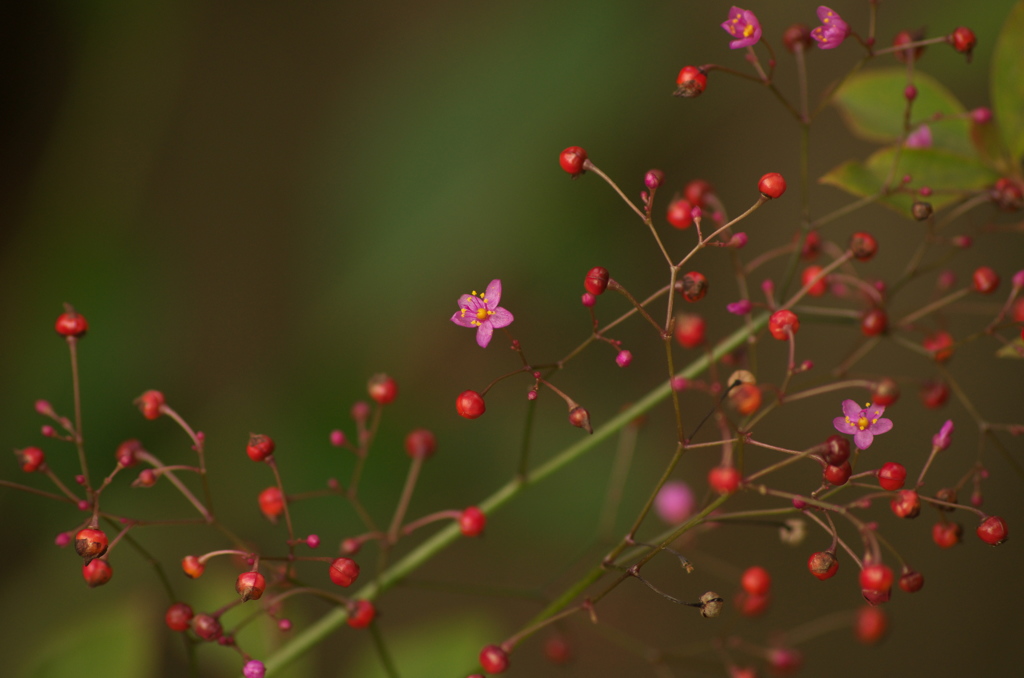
[457,293,478,309]
[451,311,478,328]
[484,279,502,308]
[475,321,494,348]
[833,417,857,434]
[853,430,874,450]
[870,417,893,435]
[488,306,514,329]
[842,399,862,419]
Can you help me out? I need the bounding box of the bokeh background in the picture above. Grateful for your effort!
[1,1,1022,676]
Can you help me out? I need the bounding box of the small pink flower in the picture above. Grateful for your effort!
[451,279,514,348]
[905,125,932,149]
[833,399,893,450]
[810,6,850,49]
[721,6,762,49]
[655,481,696,524]
[932,420,954,450]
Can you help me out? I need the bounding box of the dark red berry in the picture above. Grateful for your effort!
[708,465,741,494]
[246,433,275,462]
[182,555,205,579]
[456,390,486,419]
[674,66,707,97]
[801,231,821,260]
[83,559,113,587]
[258,486,285,522]
[347,600,376,629]
[678,272,708,302]
[368,374,398,405]
[932,521,963,548]
[972,266,1000,294]
[559,146,588,176]
[872,378,900,406]
[890,490,921,519]
[740,566,771,596]
[584,267,610,295]
[479,644,510,674]
[674,313,706,348]
[849,232,878,261]
[758,172,786,199]
[824,461,852,486]
[923,331,954,363]
[768,310,799,340]
[568,406,593,434]
[808,551,839,580]
[684,179,715,208]
[115,439,142,467]
[459,506,487,536]
[75,528,109,562]
[991,177,1023,211]
[329,557,360,587]
[899,569,925,593]
[165,602,194,632]
[950,27,976,56]
[404,428,437,460]
[783,23,813,52]
[801,266,827,296]
[55,310,89,338]
[135,390,165,420]
[667,198,695,229]
[976,516,1009,545]
[920,380,950,409]
[892,29,925,63]
[236,571,266,602]
[14,446,45,472]
[191,613,223,642]
[855,605,888,644]
[822,435,850,466]
[860,309,888,336]
[877,462,906,491]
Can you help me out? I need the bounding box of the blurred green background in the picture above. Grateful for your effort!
[2,1,1022,676]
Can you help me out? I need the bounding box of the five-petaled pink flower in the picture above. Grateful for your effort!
[451,279,514,348]
[833,399,893,450]
[721,6,762,49]
[810,6,850,49]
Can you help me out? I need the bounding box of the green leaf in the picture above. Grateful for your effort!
[991,0,1024,165]
[833,69,972,156]
[820,147,999,218]
[996,338,1024,359]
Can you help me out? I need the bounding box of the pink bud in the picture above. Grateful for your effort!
[951,235,972,249]
[729,232,748,248]
[904,85,917,100]
[615,350,633,368]
[35,399,55,416]
[727,300,753,315]
[350,401,370,421]
[655,481,696,524]
[932,420,954,450]
[919,186,933,197]
[761,279,775,295]
[670,377,688,391]
[581,292,596,307]
[278,619,292,631]
[330,430,346,447]
[937,270,956,290]
[644,169,664,189]
[1012,270,1024,288]
[306,534,320,548]
[971,107,992,124]
[41,425,56,437]
[54,532,72,547]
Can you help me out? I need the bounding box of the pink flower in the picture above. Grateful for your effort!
[932,420,954,450]
[810,6,850,49]
[721,6,762,49]
[451,279,514,348]
[905,125,932,149]
[833,399,893,450]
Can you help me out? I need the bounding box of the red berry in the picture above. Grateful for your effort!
[684,179,715,208]
[734,590,771,617]
[674,313,706,348]
[259,486,285,522]
[559,146,588,176]
[83,559,113,587]
[584,266,610,295]
[544,635,572,665]
[75,528,109,562]
[932,521,963,548]
[236,571,266,602]
[923,330,954,363]
[877,462,906,491]
[768,310,799,340]
[459,506,487,537]
[824,461,852,486]
[456,390,486,419]
[849,232,878,261]
[115,439,142,467]
[822,435,850,466]
[165,602,194,632]
[950,27,976,55]
[740,566,771,596]
[329,557,360,587]
[674,66,707,97]
[758,172,786,199]
[678,272,708,302]
[899,569,925,593]
[191,613,223,642]
[808,551,839,580]
[767,648,802,675]
[855,605,888,644]
[972,266,1000,294]
[368,374,398,405]
[479,644,510,674]
[135,390,165,420]
[890,490,921,519]
[860,308,888,336]
[859,563,893,595]
[872,378,900,406]
[182,555,205,579]
[783,23,813,52]
[919,380,949,409]
[708,465,741,494]
[892,29,925,63]
[976,515,1009,545]
[55,310,89,338]
[991,177,1024,211]
[730,383,762,416]
[246,433,275,462]
[347,600,376,629]
[568,406,593,434]
[404,428,437,460]
[667,198,695,229]
[14,446,45,472]
[801,231,822,260]
[801,265,827,296]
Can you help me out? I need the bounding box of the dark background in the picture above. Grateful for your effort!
[1,1,1022,676]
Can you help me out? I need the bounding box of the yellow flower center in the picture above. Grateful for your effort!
[857,416,870,430]
[476,308,492,321]
[743,25,754,38]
